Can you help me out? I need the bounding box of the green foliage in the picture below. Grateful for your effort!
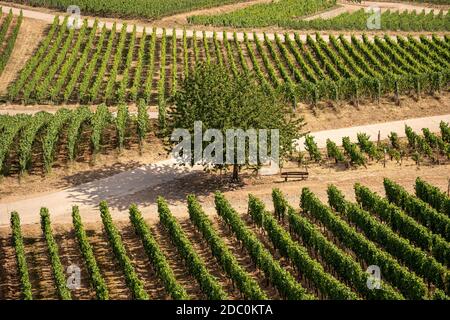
[342,137,366,166]
[99,201,149,299]
[7,0,249,19]
[10,212,33,300]
[272,189,403,300]
[416,177,450,216]
[304,135,322,162]
[72,206,109,300]
[157,197,227,300]
[384,178,450,242]
[188,195,267,300]
[355,183,450,267]
[215,192,313,300]
[189,0,337,28]
[329,185,450,295]
[248,194,357,300]
[40,208,72,300]
[129,204,189,300]
[301,187,428,299]
[0,10,22,74]
[67,107,92,162]
[116,105,129,151]
[356,133,379,159]
[137,99,149,147]
[91,104,112,156]
[169,63,304,179]
[326,139,345,163]
[158,29,167,131]
[43,109,72,173]
[18,112,50,174]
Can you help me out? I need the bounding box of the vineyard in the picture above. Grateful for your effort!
[0,8,22,76]
[0,103,151,176]
[0,0,450,306]
[277,9,450,32]
[189,0,337,28]
[303,121,450,167]
[1,178,450,300]
[6,17,450,110]
[190,6,450,32]
[1,0,250,20]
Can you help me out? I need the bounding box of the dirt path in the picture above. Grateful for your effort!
[1,113,449,227]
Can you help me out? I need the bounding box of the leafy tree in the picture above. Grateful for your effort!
[168,63,304,181]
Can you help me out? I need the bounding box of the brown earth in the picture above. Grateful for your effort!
[0,17,47,94]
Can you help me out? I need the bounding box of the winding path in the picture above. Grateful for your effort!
[1,113,449,226]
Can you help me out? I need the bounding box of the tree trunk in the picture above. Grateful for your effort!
[232,164,239,181]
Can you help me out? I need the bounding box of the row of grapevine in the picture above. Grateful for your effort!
[78,24,110,102]
[247,195,358,300]
[116,25,137,103]
[130,28,147,102]
[40,208,72,300]
[214,192,314,300]
[0,8,14,45]
[129,204,189,300]
[8,16,59,100]
[22,16,69,104]
[157,197,228,300]
[72,206,109,300]
[99,201,149,299]
[7,19,450,106]
[187,195,267,300]
[53,20,97,103]
[300,188,430,299]
[35,20,78,102]
[189,0,337,28]
[3,0,248,19]
[0,105,151,176]
[104,24,128,104]
[272,189,403,300]
[171,30,178,96]
[327,185,450,295]
[143,28,157,103]
[6,179,450,300]
[10,212,33,300]
[42,109,72,173]
[355,183,450,267]
[384,179,450,242]
[0,10,23,74]
[416,177,450,216]
[158,29,167,130]
[302,9,450,32]
[305,122,450,167]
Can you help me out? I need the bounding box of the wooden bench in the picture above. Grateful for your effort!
[281,171,309,182]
